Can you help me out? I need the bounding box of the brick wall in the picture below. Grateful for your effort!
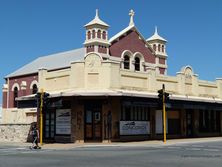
[8,74,38,108]
[109,31,155,64]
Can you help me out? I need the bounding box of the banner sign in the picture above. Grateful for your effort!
[56,109,71,135]
[120,121,150,135]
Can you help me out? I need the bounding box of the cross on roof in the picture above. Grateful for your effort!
[129,9,135,26]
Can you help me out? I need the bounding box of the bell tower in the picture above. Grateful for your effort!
[84,9,110,55]
[147,27,168,75]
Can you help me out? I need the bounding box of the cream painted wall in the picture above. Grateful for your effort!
[36,55,222,99]
[3,54,222,124]
[2,108,37,124]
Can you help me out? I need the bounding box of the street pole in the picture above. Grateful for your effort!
[162,84,166,143]
[40,89,44,145]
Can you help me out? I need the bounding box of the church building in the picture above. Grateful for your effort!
[2,10,222,143]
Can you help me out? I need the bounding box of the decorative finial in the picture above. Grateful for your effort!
[95,9,99,18]
[129,9,135,26]
[155,26,158,35]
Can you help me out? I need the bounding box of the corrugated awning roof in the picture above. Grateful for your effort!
[16,89,222,104]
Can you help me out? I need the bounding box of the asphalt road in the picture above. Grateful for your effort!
[0,141,222,167]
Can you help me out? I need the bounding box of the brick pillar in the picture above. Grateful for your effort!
[75,102,84,143]
[150,108,156,139]
[71,99,77,143]
[180,109,186,137]
[220,112,222,135]
[102,100,109,143]
[2,84,8,108]
[193,109,199,137]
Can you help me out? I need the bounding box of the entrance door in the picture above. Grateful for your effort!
[85,102,102,141]
[186,110,193,137]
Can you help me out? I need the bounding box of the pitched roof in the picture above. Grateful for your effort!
[109,24,154,53]
[109,24,135,43]
[6,48,85,78]
[146,27,167,42]
[84,9,109,27]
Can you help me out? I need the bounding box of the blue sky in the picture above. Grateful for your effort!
[0,0,222,104]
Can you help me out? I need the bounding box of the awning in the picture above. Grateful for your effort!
[16,89,222,104]
[16,94,36,101]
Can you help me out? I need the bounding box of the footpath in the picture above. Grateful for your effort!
[1,137,222,150]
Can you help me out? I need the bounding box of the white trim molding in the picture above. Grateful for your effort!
[30,80,39,89]
[11,83,20,91]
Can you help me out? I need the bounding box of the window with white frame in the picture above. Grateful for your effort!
[135,57,140,71]
[123,55,130,70]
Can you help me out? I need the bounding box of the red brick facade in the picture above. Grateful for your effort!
[2,91,7,108]
[109,31,155,64]
[98,46,107,54]
[6,73,38,108]
[86,46,95,53]
[159,68,165,75]
[159,58,165,65]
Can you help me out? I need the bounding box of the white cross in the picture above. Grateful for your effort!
[129,9,135,26]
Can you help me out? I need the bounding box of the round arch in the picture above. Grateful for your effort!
[121,50,133,59]
[133,52,145,61]
[30,80,39,89]
[11,83,20,91]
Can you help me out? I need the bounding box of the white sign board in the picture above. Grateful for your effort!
[155,110,168,134]
[120,121,150,135]
[56,109,71,135]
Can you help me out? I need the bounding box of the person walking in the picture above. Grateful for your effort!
[30,124,41,149]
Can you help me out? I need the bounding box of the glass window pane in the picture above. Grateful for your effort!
[86,110,92,123]
[138,107,141,121]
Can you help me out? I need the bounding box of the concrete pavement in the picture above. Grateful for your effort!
[41,137,222,149]
[1,137,222,150]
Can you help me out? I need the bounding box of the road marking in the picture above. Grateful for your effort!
[185,148,201,151]
[0,147,53,156]
[190,145,205,148]
[203,148,220,152]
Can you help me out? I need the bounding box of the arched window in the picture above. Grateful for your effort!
[162,45,164,53]
[13,87,18,108]
[32,84,38,94]
[153,44,156,51]
[92,30,95,38]
[97,30,101,38]
[102,31,106,40]
[158,44,161,52]
[135,57,140,71]
[87,31,91,40]
[123,55,130,69]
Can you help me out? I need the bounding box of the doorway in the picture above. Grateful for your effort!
[84,101,102,141]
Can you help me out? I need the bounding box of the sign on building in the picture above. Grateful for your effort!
[120,121,150,135]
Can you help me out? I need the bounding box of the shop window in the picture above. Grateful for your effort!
[123,55,130,70]
[121,103,150,121]
[13,87,18,107]
[199,110,220,133]
[135,57,140,71]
